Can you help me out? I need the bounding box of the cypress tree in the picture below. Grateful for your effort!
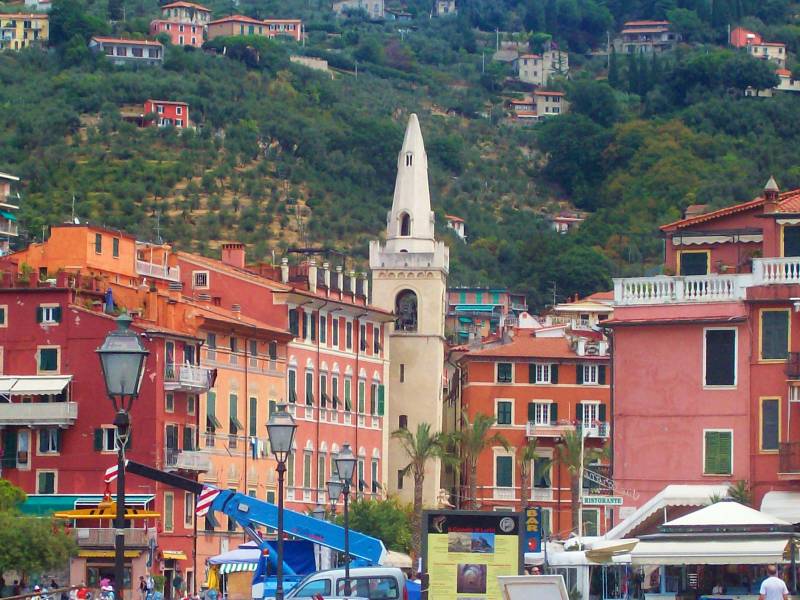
[608,47,620,88]
[626,53,638,94]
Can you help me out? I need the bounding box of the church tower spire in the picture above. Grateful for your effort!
[385,113,436,254]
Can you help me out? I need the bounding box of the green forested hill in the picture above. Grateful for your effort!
[2,0,800,307]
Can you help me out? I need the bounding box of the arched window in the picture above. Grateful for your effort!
[395,290,418,332]
[399,213,411,237]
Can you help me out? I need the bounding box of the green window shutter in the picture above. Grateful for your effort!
[762,399,780,451]
[56,428,62,452]
[705,431,721,474]
[761,311,789,360]
[94,428,103,451]
[38,430,48,453]
[36,307,43,323]
[576,365,584,384]
[53,306,62,323]
[528,364,536,384]
[718,431,732,474]
[377,385,385,416]
[183,426,193,451]
[598,365,606,385]
[598,403,607,422]
[311,314,317,341]
[289,310,299,336]
[527,402,536,421]
[302,313,308,339]
[551,364,559,384]
[576,403,584,423]
[496,456,512,487]
[550,402,558,424]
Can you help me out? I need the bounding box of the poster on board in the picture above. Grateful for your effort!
[422,510,524,600]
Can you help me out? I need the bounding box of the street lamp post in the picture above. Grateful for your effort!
[267,404,297,600]
[334,445,357,597]
[96,314,149,600]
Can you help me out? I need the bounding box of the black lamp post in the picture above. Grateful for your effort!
[267,404,297,600]
[334,444,357,597]
[96,314,149,600]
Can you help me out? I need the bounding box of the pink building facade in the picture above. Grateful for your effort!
[610,178,800,525]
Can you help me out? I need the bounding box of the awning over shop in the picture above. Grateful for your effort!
[761,491,800,524]
[219,563,256,574]
[0,375,72,396]
[454,305,499,312]
[21,494,155,516]
[0,210,17,222]
[162,551,188,561]
[79,550,141,559]
[630,538,791,565]
[585,539,639,562]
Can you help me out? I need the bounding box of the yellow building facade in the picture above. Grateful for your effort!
[0,14,48,50]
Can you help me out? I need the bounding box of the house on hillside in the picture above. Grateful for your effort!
[776,68,800,92]
[207,15,302,42]
[550,210,584,234]
[516,49,569,86]
[0,172,20,256]
[445,215,466,241]
[333,0,384,20]
[144,100,190,128]
[615,20,679,54]
[149,1,210,48]
[748,41,786,68]
[508,91,568,123]
[89,37,164,66]
[434,0,457,16]
[0,13,48,50]
[730,26,762,48]
[384,8,412,21]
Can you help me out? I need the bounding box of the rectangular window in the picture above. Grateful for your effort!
[164,493,174,532]
[582,508,600,536]
[0,305,6,327]
[95,233,102,253]
[112,238,120,258]
[528,402,552,426]
[332,318,339,347]
[288,369,297,403]
[400,364,405,383]
[183,425,195,451]
[303,452,312,489]
[37,471,56,494]
[360,324,367,352]
[704,430,733,475]
[533,456,552,489]
[38,347,59,373]
[344,378,352,412]
[374,328,380,354]
[287,453,295,487]
[165,392,174,413]
[529,363,553,384]
[306,371,314,406]
[249,340,258,368]
[332,376,339,409]
[761,398,780,452]
[38,428,61,454]
[229,337,238,365]
[358,380,366,414]
[497,362,513,383]
[761,310,790,360]
[229,394,240,448]
[187,394,196,416]
[37,305,62,324]
[320,316,327,344]
[581,364,598,385]
[311,314,317,342]
[705,329,737,387]
[495,455,513,488]
[302,313,308,340]
[369,382,377,415]
[318,454,326,489]
[346,322,353,350]
[397,469,404,490]
[184,491,194,527]
[496,400,512,425]
[249,396,258,437]
[206,333,216,360]
[192,271,209,289]
[289,309,299,336]
[320,374,328,407]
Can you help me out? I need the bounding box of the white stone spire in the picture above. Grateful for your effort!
[385,113,436,253]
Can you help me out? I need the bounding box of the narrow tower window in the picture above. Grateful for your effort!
[405,152,413,166]
[399,213,411,237]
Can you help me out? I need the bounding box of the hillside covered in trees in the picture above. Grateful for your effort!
[2,0,800,306]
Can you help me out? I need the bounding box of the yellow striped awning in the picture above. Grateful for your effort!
[162,551,188,560]
[78,550,141,558]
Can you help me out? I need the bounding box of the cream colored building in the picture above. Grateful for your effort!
[369,114,449,506]
[517,49,569,86]
[749,42,786,68]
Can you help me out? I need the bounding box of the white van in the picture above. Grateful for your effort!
[285,567,407,600]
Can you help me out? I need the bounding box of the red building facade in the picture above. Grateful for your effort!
[144,100,189,129]
[456,329,610,537]
[611,178,800,526]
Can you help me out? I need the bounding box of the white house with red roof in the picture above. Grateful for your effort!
[445,214,466,241]
[89,37,164,66]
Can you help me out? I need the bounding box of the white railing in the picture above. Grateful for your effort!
[164,364,214,390]
[525,421,576,437]
[136,260,181,282]
[614,274,749,305]
[0,221,17,236]
[493,487,515,500]
[753,257,800,284]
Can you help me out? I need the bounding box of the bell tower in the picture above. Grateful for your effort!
[370,114,449,505]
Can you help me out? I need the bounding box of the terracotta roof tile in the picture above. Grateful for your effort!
[660,197,765,231]
[92,36,163,46]
[464,334,582,359]
[161,1,211,11]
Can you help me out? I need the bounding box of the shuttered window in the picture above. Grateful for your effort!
[761,310,790,360]
[761,399,780,451]
[704,430,733,475]
[495,456,513,488]
[705,329,736,386]
[496,401,512,425]
[497,362,512,383]
[679,251,708,275]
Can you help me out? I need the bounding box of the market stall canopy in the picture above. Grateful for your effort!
[761,491,800,525]
[660,500,792,532]
[630,538,791,565]
[383,550,412,569]
[585,539,639,562]
[208,542,260,566]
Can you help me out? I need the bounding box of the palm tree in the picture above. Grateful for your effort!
[556,430,600,538]
[519,438,545,511]
[392,422,449,559]
[452,413,510,510]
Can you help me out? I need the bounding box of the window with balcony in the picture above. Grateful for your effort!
[183,425,195,451]
[704,430,733,475]
[248,340,258,368]
[761,310,790,361]
[761,398,780,452]
[268,341,277,362]
[705,328,737,387]
[229,337,238,365]
[38,428,61,454]
[37,347,59,373]
[497,362,513,383]
[784,225,800,257]
[495,455,513,488]
[528,402,554,426]
[529,363,556,384]
[332,376,339,409]
[206,333,217,360]
[305,371,314,406]
[249,396,258,437]
[320,374,328,408]
[37,305,62,324]
[496,400,512,425]
[288,369,297,403]
[37,470,56,494]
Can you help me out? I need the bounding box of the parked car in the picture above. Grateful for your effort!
[285,567,408,600]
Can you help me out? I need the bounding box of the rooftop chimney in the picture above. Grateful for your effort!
[322,261,331,289]
[336,265,343,292]
[764,176,781,213]
[221,242,246,269]
[281,258,289,284]
[308,259,317,293]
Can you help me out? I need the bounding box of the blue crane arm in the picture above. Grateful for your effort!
[211,489,387,565]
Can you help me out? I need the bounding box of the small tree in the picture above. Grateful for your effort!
[452,414,509,510]
[556,430,601,538]
[334,498,413,553]
[392,423,450,559]
[519,438,547,510]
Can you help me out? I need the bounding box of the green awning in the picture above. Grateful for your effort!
[21,494,155,516]
[0,210,16,222]
[454,305,499,312]
[458,317,473,324]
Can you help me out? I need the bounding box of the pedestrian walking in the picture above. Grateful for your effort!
[172,572,183,600]
[12,581,20,596]
[145,575,154,600]
[138,577,146,600]
[31,585,42,600]
[760,565,790,600]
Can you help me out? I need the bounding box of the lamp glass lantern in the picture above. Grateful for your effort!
[267,404,297,464]
[335,444,357,483]
[327,478,344,503]
[96,314,149,411]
